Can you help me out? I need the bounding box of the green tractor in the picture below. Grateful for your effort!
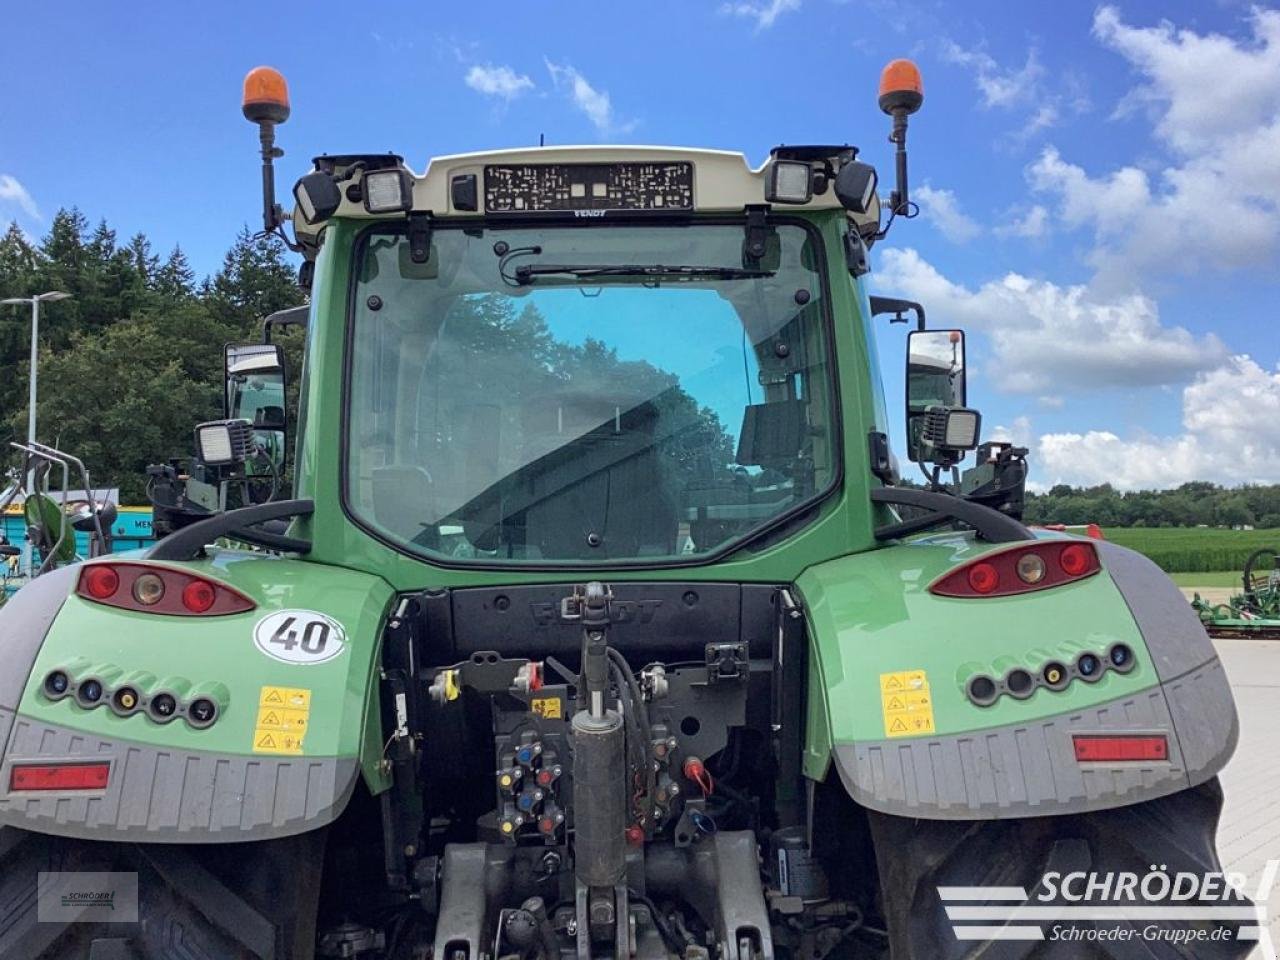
[0,62,1248,960]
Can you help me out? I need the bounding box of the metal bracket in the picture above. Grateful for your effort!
[408,212,433,264]
[743,206,771,262]
[705,642,749,685]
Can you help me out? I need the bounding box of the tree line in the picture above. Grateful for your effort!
[1023,482,1280,529]
[0,211,301,503]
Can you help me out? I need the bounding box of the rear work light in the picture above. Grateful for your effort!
[9,761,110,792]
[929,540,1101,598]
[76,563,255,617]
[1073,735,1168,763]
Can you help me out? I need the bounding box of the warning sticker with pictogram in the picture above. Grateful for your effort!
[879,670,935,739]
[530,697,562,719]
[253,685,312,754]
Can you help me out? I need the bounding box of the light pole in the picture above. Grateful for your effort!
[1,290,71,574]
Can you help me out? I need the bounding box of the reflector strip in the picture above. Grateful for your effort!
[1072,735,1168,762]
[9,761,110,792]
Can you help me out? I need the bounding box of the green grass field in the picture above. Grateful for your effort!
[1102,527,1280,575]
[1168,571,1241,588]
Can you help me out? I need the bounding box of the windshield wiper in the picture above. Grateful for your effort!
[510,263,774,286]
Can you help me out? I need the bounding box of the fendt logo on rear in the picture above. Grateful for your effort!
[529,599,662,626]
[573,209,607,218]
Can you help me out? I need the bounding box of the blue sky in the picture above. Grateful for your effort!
[2,1,1278,489]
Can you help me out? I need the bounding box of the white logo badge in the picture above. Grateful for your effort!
[254,610,347,665]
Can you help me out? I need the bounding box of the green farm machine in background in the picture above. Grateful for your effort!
[1193,546,1280,637]
[0,61,1249,960]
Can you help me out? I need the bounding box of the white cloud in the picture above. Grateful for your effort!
[989,415,1033,448]
[941,41,1092,146]
[876,247,1228,395]
[942,42,1044,109]
[1029,8,1280,289]
[0,175,40,221]
[545,61,634,137]
[1035,356,1280,488]
[465,64,534,101]
[995,204,1048,239]
[1093,6,1280,154]
[719,0,800,30]
[913,185,980,243]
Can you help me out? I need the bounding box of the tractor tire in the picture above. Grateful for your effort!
[0,825,327,960]
[867,779,1252,959]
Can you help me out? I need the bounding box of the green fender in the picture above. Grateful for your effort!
[0,549,394,842]
[796,533,1238,819]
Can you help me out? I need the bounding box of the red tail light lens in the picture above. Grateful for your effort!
[967,562,999,594]
[76,563,254,617]
[10,761,111,792]
[930,541,1101,598]
[1073,735,1168,763]
[82,565,120,599]
[1060,544,1092,577]
[182,580,217,613]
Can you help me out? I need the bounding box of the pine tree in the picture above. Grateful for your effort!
[126,233,159,286]
[206,227,300,336]
[0,221,40,292]
[153,245,195,301]
[87,219,117,261]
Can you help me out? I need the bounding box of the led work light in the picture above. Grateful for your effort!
[195,419,255,466]
[765,160,813,204]
[363,169,414,214]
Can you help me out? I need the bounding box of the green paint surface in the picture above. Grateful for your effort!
[20,551,394,789]
[796,532,1156,765]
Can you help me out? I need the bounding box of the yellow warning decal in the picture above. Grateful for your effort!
[879,670,928,694]
[530,697,562,719]
[259,685,311,710]
[253,730,305,755]
[254,685,312,754]
[255,707,309,734]
[879,670,935,739]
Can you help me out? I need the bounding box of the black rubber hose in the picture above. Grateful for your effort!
[610,661,646,799]
[607,648,654,815]
[606,647,651,748]
[628,890,684,955]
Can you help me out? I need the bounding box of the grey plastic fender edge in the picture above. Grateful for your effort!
[833,541,1238,820]
[0,706,358,842]
[0,566,78,758]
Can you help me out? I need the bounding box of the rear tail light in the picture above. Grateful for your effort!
[967,562,999,594]
[82,565,119,599]
[9,761,110,792]
[930,541,1101,598]
[76,563,254,617]
[1073,735,1168,763]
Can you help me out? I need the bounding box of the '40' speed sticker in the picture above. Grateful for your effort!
[254,610,347,665]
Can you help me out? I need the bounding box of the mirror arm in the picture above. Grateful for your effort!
[871,486,1032,543]
[147,499,314,561]
[869,295,925,330]
[262,304,309,344]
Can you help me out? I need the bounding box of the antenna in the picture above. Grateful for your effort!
[539,133,545,147]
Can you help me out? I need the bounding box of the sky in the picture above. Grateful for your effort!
[2,1,1278,491]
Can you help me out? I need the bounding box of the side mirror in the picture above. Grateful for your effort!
[225,343,288,472]
[906,329,979,465]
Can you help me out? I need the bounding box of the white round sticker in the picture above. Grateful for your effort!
[254,610,347,665]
